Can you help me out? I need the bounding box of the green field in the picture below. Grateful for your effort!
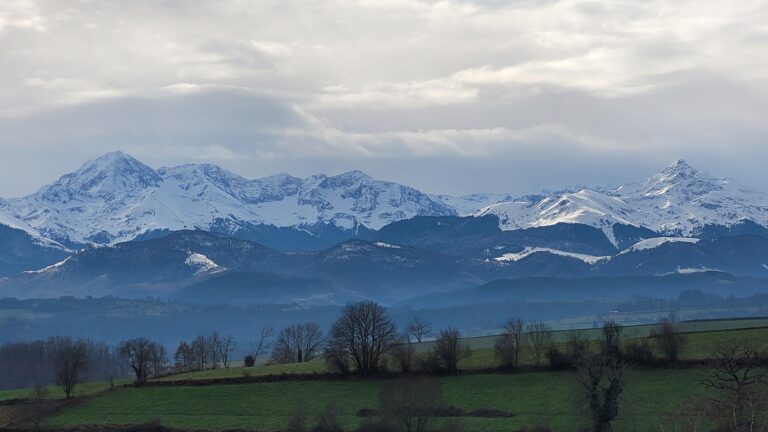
[8,318,768,431]
[153,325,768,383]
[45,369,714,432]
[0,379,129,402]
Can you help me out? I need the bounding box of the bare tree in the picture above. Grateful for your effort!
[325,301,398,376]
[250,326,275,362]
[118,337,154,385]
[191,335,208,371]
[702,343,768,430]
[432,327,471,374]
[271,322,324,364]
[148,342,167,379]
[650,318,688,365]
[405,317,431,343]
[49,337,88,399]
[30,384,49,431]
[380,377,443,432]
[526,321,553,367]
[206,331,223,369]
[173,341,194,373]
[577,352,624,432]
[494,318,525,368]
[220,335,237,369]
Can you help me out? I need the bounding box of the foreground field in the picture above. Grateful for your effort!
[46,369,712,432]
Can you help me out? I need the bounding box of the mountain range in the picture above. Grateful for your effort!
[2,152,768,305]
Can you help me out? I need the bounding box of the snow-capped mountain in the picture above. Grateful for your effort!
[475,160,768,238]
[3,154,768,251]
[5,152,456,246]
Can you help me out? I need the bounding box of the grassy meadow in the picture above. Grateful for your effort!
[5,318,767,431]
[46,369,716,432]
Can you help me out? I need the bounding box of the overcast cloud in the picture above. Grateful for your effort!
[0,0,767,196]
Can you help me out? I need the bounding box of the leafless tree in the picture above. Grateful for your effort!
[432,327,471,374]
[405,317,431,343]
[118,337,154,385]
[380,377,443,432]
[220,335,237,369]
[650,318,688,365]
[206,331,223,369]
[325,301,398,376]
[526,321,553,367]
[702,343,768,431]
[494,318,525,368]
[250,326,275,362]
[30,384,49,430]
[49,337,88,399]
[173,341,194,373]
[191,335,208,371]
[271,322,325,364]
[148,342,168,378]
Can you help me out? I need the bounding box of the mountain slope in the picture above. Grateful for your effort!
[475,160,768,238]
[5,152,455,246]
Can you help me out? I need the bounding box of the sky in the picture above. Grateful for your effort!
[0,0,767,197]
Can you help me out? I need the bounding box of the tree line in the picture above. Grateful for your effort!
[0,337,129,396]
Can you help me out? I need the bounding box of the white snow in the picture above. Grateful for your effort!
[184,252,223,274]
[474,160,768,237]
[677,267,717,274]
[622,237,700,253]
[23,257,71,274]
[494,247,611,264]
[3,155,768,247]
[373,242,401,249]
[3,152,455,245]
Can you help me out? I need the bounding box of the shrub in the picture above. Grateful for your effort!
[622,340,656,366]
[547,347,573,370]
[431,328,471,374]
[390,342,415,374]
[379,377,443,432]
[243,355,256,368]
[356,408,377,418]
[286,403,309,432]
[311,404,344,432]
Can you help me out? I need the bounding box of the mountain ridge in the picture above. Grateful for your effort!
[1,153,768,252]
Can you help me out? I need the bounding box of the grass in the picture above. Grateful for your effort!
[0,379,129,402]
[16,317,768,431]
[152,326,768,384]
[45,369,715,432]
[157,359,327,382]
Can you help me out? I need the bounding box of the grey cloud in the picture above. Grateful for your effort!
[0,0,766,197]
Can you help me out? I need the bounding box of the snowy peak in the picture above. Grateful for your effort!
[50,151,162,196]
[476,159,768,237]
[627,159,723,198]
[3,152,455,245]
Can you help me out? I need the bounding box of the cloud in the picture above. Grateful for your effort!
[0,0,766,195]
